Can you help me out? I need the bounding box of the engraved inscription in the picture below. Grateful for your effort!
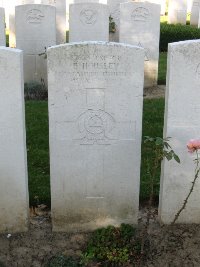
[131,7,150,22]
[80,9,98,25]
[26,9,45,24]
[77,109,115,145]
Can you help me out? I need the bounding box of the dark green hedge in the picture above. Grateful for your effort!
[160,22,200,52]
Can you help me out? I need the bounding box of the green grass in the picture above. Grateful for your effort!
[140,98,165,200]
[25,101,50,206]
[158,52,167,85]
[26,98,165,206]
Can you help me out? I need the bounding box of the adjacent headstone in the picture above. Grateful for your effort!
[9,0,65,47]
[132,0,166,15]
[168,0,187,25]
[191,0,200,26]
[120,1,160,88]
[107,0,127,42]
[67,0,106,34]
[149,0,166,15]
[1,0,11,29]
[40,0,66,44]
[48,42,144,232]
[159,40,200,224]
[69,3,109,42]
[0,47,29,233]
[0,7,5,46]
[15,4,56,84]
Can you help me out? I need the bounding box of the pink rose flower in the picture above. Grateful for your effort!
[187,139,200,153]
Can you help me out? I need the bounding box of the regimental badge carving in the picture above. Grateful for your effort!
[77,109,115,145]
[26,9,45,24]
[131,7,150,22]
[80,9,98,25]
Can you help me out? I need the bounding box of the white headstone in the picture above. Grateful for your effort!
[48,42,144,232]
[0,47,29,233]
[69,3,109,42]
[9,0,65,47]
[0,7,5,46]
[107,0,127,42]
[1,0,11,29]
[40,0,66,44]
[15,4,56,84]
[159,40,200,224]
[66,0,106,33]
[120,1,160,88]
[150,0,166,15]
[168,0,187,25]
[132,0,166,15]
[191,0,200,26]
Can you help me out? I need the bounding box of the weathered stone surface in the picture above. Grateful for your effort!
[120,1,160,88]
[15,4,56,84]
[9,0,65,46]
[48,42,144,232]
[9,0,36,48]
[0,47,29,233]
[132,0,166,15]
[168,0,187,25]
[191,0,200,26]
[159,40,200,224]
[69,3,109,42]
[0,7,5,46]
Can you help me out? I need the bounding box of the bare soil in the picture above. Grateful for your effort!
[0,206,200,267]
[144,85,165,99]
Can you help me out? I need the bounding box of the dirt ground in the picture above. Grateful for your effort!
[2,86,198,267]
[1,205,200,267]
[144,85,165,99]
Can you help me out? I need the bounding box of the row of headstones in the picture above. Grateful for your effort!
[0,39,200,233]
[3,0,200,28]
[168,0,200,26]
[0,1,160,88]
[1,0,199,89]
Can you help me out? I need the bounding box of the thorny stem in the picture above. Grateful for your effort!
[140,147,161,257]
[172,150,200,225]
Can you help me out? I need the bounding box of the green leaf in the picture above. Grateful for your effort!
[174,154,180,163]
[155,137,163,145]
[165,152,173,161]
